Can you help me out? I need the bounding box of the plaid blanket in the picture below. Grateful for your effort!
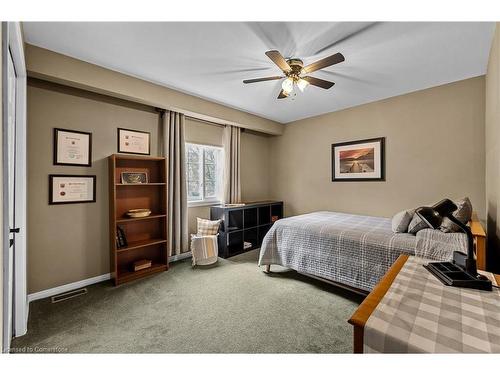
[258,211,467,291]
[364,256,500,353]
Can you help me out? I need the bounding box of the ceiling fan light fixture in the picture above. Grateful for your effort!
[243,50,343,99]
[297,78,309,92]
[281,77,294,94]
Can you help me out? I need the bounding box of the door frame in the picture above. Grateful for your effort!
[2,21,27,352]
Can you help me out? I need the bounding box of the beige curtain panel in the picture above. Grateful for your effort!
[163,110,189,256]
[223,125,241,204]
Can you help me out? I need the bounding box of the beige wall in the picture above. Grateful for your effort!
[485,23,500,272]
[269,77,486,222]
[25,44,284,136]
[24,45,278,266]
[27,80,161,293]
[24,38,493,291]
[27,80,272,293]
[184,119,271,235]
[241,131,272,202]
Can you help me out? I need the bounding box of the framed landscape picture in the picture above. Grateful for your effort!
[53,128,92,167]
[331,137,385,181]
[49,175,96,204]
[117,128,151,155]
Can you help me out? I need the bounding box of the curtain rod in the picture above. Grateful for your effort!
[155,107,228,129]
[185,115,227,128]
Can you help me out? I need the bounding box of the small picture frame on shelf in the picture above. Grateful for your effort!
[121,172,148,184]
[49,175,96,205]
[53,128,92,167]
[117,128,151,155]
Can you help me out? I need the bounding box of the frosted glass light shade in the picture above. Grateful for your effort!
[297,78,309,92]
[281,78,294,94]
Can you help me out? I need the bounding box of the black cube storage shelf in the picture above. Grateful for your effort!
[210,201,284,258]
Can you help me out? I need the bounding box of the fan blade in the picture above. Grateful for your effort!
[277,89,288,99]
[265,50,291,72]
[243,76,284,84]
[302,52,345,74]
[303,76,335,89]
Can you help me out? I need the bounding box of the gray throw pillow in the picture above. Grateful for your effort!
[391,209,415,233]
[408,213,430,234]
[440,197,473,233]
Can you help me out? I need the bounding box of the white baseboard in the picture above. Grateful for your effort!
[27,255,192,303]
[27,273,111,303]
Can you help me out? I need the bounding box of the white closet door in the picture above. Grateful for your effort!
[5,47,17,346]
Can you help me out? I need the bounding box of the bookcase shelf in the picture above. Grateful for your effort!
[117,263,168,284]
[116,238,167,253]
[116,183,166,186]
[109,154,168,285]
[116,214,167,223]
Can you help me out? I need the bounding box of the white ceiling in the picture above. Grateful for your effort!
[23,22,495,123]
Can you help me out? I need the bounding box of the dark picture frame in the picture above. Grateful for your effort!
[331,137,385,182]
[53,128,92,167]
[49,174,97,205]
[120,171,149,184]
[117,128,151,155]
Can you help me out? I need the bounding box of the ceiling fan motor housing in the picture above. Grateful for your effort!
[286,58,304,79]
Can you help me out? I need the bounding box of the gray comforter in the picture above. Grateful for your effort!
[258,211,467,291]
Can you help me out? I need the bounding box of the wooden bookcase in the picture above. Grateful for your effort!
[108,154,168,285]
[210,201,283,258]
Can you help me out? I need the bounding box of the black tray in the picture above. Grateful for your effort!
[424,262,492,291]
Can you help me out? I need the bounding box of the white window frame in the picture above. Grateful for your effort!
[186,142,223,207]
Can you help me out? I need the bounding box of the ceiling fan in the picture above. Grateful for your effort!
[243,50,345,99]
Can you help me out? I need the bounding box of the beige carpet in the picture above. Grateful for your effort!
[12,250,362,353]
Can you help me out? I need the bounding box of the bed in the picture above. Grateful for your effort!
[258,211,486,293]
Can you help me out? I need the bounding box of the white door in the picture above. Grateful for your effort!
[5,47,17,347]
[3,22,28,348]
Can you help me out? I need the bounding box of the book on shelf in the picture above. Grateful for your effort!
[133,259,152,272]
[116,226,128,248]
[223,203,246,207]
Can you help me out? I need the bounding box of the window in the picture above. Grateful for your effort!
[186,143,224,205]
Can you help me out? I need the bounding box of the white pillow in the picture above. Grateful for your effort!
[196,217,221,236]
[391,209,415,233]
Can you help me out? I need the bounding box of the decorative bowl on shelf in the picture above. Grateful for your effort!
[126,209,152,218]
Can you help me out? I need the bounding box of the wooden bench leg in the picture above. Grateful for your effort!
[353,326,364,353]
[264,264,271,273]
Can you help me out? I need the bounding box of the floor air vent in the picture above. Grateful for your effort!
[51,288,87,303]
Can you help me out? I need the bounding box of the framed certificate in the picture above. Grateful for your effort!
[49,175,96,205]
[53,128,92,167]
[117,128,151,155]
